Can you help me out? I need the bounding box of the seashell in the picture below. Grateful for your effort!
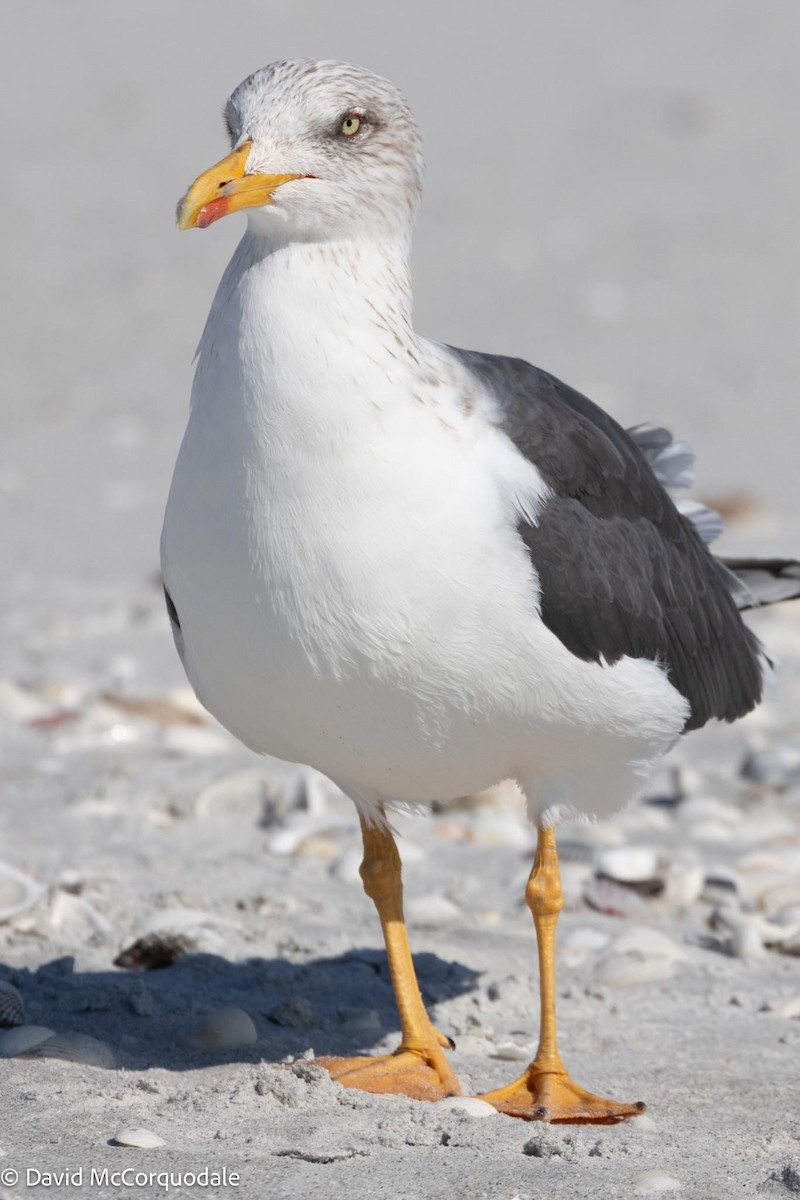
[632,1168,682,1194]
[608,927,685,962]
[28,1032,116,1068]
[583,877,650,918]
[0,980,25,1027]
[436,1096,499,1117]
[113,1127,165,1148]
[594,954,675,989]
[0,1025,56,1056]
[183,1006,258,1050]
[596,846,661,885]
[0,860,44,923]
[491,1041,536,1061]
[101,690,208,728]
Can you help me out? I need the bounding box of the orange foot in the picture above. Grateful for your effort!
[480,1068,645,1124]
[315,1034,459,1102]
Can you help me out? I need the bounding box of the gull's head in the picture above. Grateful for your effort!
[177,59,423,243]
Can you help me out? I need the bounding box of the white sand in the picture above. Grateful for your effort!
[2,3,800,1197]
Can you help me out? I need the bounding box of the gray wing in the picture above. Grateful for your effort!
[449,347,764,732]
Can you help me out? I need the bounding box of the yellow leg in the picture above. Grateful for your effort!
[314,809,460,1101]
[480,822,645,1123]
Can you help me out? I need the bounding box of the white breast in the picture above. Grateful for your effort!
[162,232,687,814]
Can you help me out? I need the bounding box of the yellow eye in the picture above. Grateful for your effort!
[341,113,362,137]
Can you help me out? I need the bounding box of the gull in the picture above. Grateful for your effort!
[163,59,800,1121]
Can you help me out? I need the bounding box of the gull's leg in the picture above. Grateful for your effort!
[480,821,645,1122]
[315,808,460,1101]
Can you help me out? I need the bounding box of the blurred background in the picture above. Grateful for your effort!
[2,0,799,671]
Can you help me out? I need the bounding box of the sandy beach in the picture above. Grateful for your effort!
[2,3,800,1196]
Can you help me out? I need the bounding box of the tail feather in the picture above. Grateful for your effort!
[628,421,799,611]
[629,421,723,544]
[628,422,695,490]
[719,557,800,610]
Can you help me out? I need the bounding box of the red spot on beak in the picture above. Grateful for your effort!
[195,197,231,229]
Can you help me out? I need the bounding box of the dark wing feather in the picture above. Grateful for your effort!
[449,348,763,732]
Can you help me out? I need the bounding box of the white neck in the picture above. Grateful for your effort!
[192,228,421,447]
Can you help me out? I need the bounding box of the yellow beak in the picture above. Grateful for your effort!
[176,140,306,230]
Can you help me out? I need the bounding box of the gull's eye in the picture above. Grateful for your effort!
[340,113,363,138]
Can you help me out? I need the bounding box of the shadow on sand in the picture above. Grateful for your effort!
[4,948,481,1072]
